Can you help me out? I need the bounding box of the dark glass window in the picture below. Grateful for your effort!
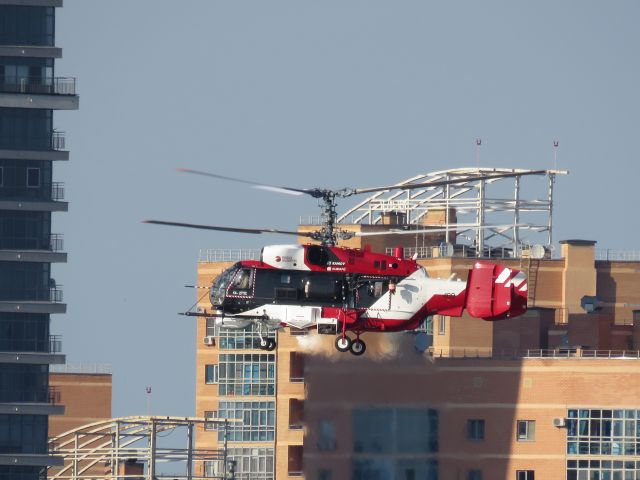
[0,313,49,352]
[0,57,53,94]
[0,261,50,301]
[468,470,482,480]
[0,159,52,201]
[0,364,48,402]
[26,168,40,188]
[0,211,51,250]
[467,419,485,441]
[0,6,54,46]
[0,465,46,480]
[0,108,53,151]
[516,470,534,480]
[353,408,438,454]
[205,364,218,384]
[0,414,47,453]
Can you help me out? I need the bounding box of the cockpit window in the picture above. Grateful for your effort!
[232,269,253,289]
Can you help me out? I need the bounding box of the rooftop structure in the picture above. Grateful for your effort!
[301,168,568,257]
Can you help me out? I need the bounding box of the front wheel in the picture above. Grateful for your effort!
[266,338,277,351]
[259,338,269,350]
[350,339,366,356]
[335,335,352,352]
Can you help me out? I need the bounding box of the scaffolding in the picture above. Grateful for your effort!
[48,416,236,480]
[336,167,568,256]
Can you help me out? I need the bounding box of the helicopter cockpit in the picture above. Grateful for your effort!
[210,263,252,311]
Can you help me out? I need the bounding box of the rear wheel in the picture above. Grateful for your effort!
[266,338,277,351]
[350,339,366,356]
[335,335,352,352]
[259,338,269,350]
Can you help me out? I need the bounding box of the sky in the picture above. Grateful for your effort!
[52,0,640,416]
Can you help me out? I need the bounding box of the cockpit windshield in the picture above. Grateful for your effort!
[210,264,240,307]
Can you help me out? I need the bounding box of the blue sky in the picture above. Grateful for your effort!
[52,0,640,416]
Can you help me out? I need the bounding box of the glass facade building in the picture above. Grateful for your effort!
[0,1,77,478]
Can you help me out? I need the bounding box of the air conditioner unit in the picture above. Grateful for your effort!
[552,417,566,427]
[203,336,215,346]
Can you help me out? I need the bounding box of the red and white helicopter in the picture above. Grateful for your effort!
[146,169,536,355]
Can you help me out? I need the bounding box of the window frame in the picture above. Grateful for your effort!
[516,419,536,442]
[516,470,534,480]
[467,419,485,441]
[205,364,218,384]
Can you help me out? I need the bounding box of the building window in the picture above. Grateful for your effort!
[468,470,482,480]
[516,470,534,480]
[317,420,336,451]
[353,408,438,454]
[0,166,3,187]
[319,469,332,480]
[203,410,217,431]
[205,447,274,479]
[438,316,446,335]
[217,401,275,442]
[217,353,275,396]
[26,168,40,188]
[467,419,485,441]
[566,408,640,456]
[516,420,535,441]
[204,364,218,384]
[209,321,275,349]
[567,459,640,480]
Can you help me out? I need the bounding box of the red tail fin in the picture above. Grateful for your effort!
[465,262,528,320]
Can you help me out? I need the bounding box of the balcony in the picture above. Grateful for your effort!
[0,335,62,354]
[0,131,66,152]
[0,76,76,96]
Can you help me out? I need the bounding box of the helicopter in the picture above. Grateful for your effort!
[145,168,538,355]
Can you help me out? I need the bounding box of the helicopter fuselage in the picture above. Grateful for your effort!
[206,244,528,354]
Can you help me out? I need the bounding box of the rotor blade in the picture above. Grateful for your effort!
[348,170,549,196]
[177,168,309,196]
[354,224,531,237]
[143,220,315,237]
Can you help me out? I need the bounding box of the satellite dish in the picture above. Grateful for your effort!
[530,244,546,259]
[414,332,431,353]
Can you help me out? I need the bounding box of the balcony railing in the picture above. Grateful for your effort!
[199,248,261,262]
[51,182,64,201]
[0,334,62,353]
[428,348,640,359]
[0,131,66,151]
[50,287,63,303]
[0,76,76,95]
[48,386,61,404]
[50,233,64,252]
[596,249,640,262]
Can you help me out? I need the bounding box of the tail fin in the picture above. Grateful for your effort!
[465,262,528,320]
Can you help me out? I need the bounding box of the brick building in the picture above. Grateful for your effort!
[195,236,640,480]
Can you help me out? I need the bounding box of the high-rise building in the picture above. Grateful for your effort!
[0,1,78,478]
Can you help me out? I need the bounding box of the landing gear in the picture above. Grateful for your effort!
[350,339,366,356]
[259,337,277,351]
[335,335,352,352]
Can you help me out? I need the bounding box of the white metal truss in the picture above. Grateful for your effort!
[338,167,568,255]
[48,416,235,480]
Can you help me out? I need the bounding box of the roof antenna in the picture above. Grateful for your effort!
[553,140,559,170]
[475,138,482,169]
